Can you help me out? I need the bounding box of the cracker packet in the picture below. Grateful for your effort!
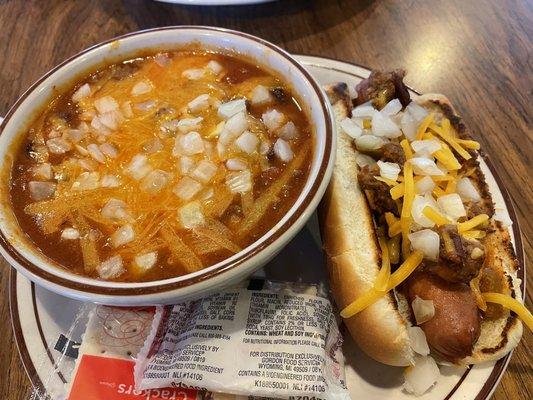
[67,306,198,400]
[134,280,350,400]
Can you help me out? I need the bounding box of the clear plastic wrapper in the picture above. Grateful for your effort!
[135,281,349,399]
[28,280,348,400]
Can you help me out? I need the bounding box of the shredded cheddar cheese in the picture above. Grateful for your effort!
[422,206,449,226]
[340,251,424,318]
[430,122,472,160]
[401,163,414,219]
[482,293,533,331]
[385,212,402,237]
[375,237,391,291]
[441,118,451,135]
[458,214,489,233]
[432,186,447,198]
[456,138,481,150]
[445,179,457,194]
[390,182,405,200]
[461,229,487,240]
[416,113,435,140]
[400,139,413,159]
[434,145,462,170]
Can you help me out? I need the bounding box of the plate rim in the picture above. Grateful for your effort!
[9,54,526,400]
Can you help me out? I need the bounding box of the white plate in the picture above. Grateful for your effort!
[9,56,525,399]
[154,0,275,5]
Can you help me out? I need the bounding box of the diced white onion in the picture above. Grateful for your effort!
[207,60,223,75]
[407,326,430,356]
[218,99,247,120]
[221,111,248,142]
[411,195,438,228]
[377,160,400,181]
[177,117,203,133]
[406,102,429,122]
[131,80,153,96]
[46,138,72,154]
[72,83,91,102]
[111,224,135,248]
[409,158,445,176]
[154,53,170,67]
[190,160,218,183]
[101,174,121,188]
[278,121,299,140]
[437,193,466,220]
[235,131,259,154]
[400,110,418,141]
[352,103,376,119]
[403,355,440,397]
[226,158,247,171]
[493,207,513,228]
[97,255,124,279]
[355,153,378,168]
[355,135,386,152]
[134,252,158,271]
[94,96,119,114]
[127,154,152,180]
[99,142,118,158]
[412,296,435,324]
[134,100,156,111]
[75,145,89,156]
[142,138,163,154]
[372,111,402,138]
[72,172,100,191]
[32,163,53,180]
[411,139,441,155]
[200,187,214,202]
[87,143,106,164]
[188,94,210,113]
[259,141,270,155]
[415,176,436,194]
[90,115,112,135]
[174,176,202,200]
[226,170,252,193]
[67,129,86,143]
[340,117,363,139]
[409,229,440,261]
[98,110,123,130]
[179,132,205,156]
[61,228,80,240]
[178,156,195,175]
[262,109,285,132]
[178,201,205,229]
[101,198,130,221]
[251,85,272,105]
[28,181,56,201]
[273,138,294,162]
[78,158,95,171]
[456,177,481,201]
[140,169,170,194]
[121,101,133,118]
[381,99,402,116]
[160,119,181,133]
[182,68,204,80]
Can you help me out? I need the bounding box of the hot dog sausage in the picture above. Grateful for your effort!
[406,272,481,362]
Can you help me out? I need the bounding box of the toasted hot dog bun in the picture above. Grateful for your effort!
[319,83,523,367]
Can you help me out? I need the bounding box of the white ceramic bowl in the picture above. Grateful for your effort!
[0,27,335,305]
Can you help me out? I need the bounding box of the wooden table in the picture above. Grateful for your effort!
[0,0,530,398]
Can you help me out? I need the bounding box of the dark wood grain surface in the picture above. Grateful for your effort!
[0,0,531,398]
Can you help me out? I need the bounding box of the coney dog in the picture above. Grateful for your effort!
[318,72,531,394]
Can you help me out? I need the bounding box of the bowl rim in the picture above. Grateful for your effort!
[0,26,334,296]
